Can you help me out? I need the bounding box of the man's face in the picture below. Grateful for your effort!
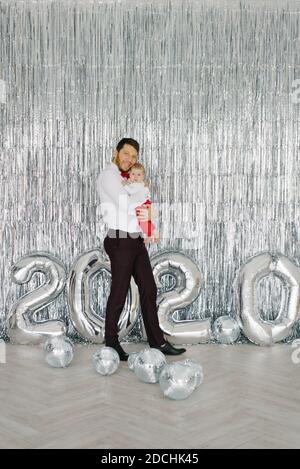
[117,144,138,171]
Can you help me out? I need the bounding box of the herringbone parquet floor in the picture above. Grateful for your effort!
[0,343,299,449]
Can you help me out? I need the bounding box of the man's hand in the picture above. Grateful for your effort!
[135,204,157,222]
[135,204,151,222]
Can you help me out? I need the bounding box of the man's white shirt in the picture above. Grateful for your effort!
[96,162,144,234]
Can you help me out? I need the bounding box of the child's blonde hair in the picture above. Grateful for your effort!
[129,162,145,173]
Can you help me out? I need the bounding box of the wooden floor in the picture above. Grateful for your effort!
[0,342,299,449]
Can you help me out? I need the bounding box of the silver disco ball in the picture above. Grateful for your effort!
[44,336,74,368]
[159,362,197,400]
[134,348,167,383]
[213,316,240,344]
[128,352,140,371]
[178,359,204,388]
[92,346,120,375]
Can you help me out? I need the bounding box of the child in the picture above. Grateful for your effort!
[121,162,160,242]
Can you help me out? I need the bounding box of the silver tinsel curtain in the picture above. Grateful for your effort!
[1,0,300,342]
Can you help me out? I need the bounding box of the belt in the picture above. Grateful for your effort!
[107,228,143,239]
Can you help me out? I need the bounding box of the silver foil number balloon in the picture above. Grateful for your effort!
[8,252,67,345]
[92,347,120,375]
[149,251,212,345]
[236,253,300,346]
[213,316,241,344]
[67,249,140,343]
[134,348,167,383]
[44,336,74,368]
[159,363,198,400]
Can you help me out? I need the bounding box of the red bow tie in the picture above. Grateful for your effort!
[120,171,130,179]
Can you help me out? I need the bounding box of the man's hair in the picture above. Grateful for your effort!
[116,138,139,154]
[129,162,144,173]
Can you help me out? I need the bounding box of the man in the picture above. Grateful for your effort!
[96,138,186,360]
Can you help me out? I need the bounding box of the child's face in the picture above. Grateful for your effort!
[129,168,144,182]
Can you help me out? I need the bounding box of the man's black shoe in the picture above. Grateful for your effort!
[105,342,129,361]
[152,341,186,356]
